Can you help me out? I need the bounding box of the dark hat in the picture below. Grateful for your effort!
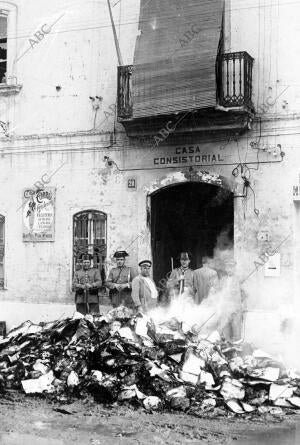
[139,260,152,267]
[80,253,92,261]
[179,252,192,260]
[114,250,129,258]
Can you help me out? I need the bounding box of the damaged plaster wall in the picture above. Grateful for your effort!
[3,0,139,136]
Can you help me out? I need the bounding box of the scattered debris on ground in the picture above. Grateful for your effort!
[0,307,300,419]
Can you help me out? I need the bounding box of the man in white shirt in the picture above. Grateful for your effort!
[131,260,158,313]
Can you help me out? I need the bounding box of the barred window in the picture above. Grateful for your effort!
[73,210,107,281]
[0,215,4,289]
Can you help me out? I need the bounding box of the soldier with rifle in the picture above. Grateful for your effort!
[72,254,102,315]
[167,251,194,297]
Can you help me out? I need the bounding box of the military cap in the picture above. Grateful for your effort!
[80,253,93,261]
[139,260,152,267]
[114,250,129,258]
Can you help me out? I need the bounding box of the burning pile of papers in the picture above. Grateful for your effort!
[0,307,300,416]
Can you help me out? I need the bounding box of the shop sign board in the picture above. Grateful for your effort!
[22,187,56,242]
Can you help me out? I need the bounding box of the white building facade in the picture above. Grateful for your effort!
[0,0,299,358]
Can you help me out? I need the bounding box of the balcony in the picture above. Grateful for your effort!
[117,51,254,137]
[217,52,254,109]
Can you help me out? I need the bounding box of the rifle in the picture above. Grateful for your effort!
[84,273,90,314]
[179,278,184,295]
[84,287,90,314]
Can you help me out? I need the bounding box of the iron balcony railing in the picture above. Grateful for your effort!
[117,51,254,119]
[217,51,254,109]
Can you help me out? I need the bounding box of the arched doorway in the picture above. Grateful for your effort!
[150,181,234,287]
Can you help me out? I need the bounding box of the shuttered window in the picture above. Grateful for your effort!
[132,0,224,118]
[0,215,4,289]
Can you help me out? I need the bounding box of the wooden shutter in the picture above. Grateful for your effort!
[132,0,224,118]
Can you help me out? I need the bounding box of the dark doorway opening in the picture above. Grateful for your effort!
[151,182,234,287]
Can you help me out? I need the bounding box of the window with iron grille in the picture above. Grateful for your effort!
[0,215,4,289]
[0,13,7,83]
[73,210,107,282]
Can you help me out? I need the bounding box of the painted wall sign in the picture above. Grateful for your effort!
[154,145,224,166]
[154,153,224,166]
[22,187,56,242]
[122,143,283,170]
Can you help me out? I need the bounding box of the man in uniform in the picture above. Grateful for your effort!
[193,256,219,304]
[105,250,136,308]
[72,254,102,315]
[167,252,194,297]
[131,260,158,313]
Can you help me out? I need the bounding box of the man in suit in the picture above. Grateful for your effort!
[72,254,102,315]
[131,260,158,313]
[167,252,194,296]
[193,256,219,304]
[105,250,136,308]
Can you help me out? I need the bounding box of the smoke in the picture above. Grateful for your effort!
[149,275,242,339]
[244,298,300,371]
[205,227,234,276]
[278,310,300,370]
[149,226,239,339]
[149,278,300,371]
[150,223,300,370]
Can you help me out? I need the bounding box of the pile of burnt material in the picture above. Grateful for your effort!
[0,307,300,416]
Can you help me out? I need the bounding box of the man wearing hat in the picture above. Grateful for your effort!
[131,260,158,312]
[72,254,102,315]
[167,252,194,296]
[105,250,136,308]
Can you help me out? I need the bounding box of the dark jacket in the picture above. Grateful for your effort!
[72,268,102,304]
[167,268,194,294]
[193,265,219,304]
[105,266,136,307]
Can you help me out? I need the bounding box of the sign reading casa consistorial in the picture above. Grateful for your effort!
[22,187,56,242]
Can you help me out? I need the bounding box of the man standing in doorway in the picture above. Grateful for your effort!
[72,254,102,315]
[132,260,158,313]
[105,250,136,308]
[167,252,194,296]
[193,256,219,304]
